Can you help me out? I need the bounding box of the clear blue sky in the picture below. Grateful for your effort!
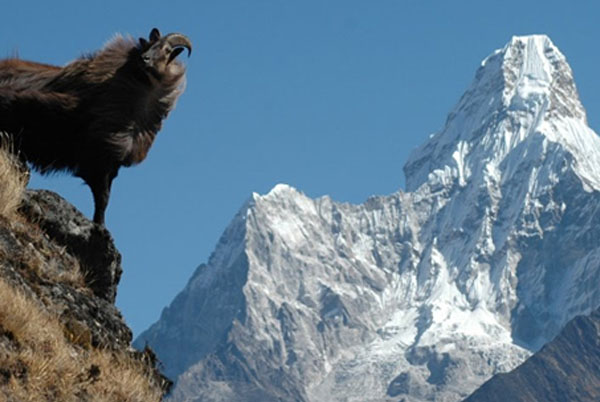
[2,1,599,337]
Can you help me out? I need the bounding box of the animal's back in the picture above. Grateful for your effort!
[0,59,60,91]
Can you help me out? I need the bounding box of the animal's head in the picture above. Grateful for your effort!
[138,28,192,79]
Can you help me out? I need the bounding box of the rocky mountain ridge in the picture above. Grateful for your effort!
[137,35,600,401]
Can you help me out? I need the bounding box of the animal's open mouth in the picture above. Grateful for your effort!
[167,47,187,64]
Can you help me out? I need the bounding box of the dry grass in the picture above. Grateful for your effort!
[0,227,86,292]
[18,238,86,290]
[0,279,163,402]
[0,140,83,289]
[0,143,27,219]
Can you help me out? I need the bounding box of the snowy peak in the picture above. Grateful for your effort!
[404,35,598,192]
[500,35,584,119]
[503,35,556,94]
[471,34,583,123]
[252,183,302,204]
[504,35,554,82]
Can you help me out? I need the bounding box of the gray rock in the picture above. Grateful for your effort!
[19,189,122,303]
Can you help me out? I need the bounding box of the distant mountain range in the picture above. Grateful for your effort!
[136,35,600,401]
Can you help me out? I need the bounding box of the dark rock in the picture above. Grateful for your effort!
[19,189,122,303]
[0,325,19,352]
[387,372,410,397]
[0,359,28,385]
[465,308,600,402]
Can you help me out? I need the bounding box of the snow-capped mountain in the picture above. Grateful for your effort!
[135,35,600,401]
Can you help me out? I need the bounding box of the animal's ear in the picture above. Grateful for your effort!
[139,37,148,48]
[149,28,161,42]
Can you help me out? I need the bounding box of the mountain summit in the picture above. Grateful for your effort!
[136,35,600,401]
[405,35,600,192]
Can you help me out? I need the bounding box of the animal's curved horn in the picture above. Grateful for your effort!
[164,33,192,57]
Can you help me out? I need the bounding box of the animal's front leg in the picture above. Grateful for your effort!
[90,175,110,225]
[87,169,118,225]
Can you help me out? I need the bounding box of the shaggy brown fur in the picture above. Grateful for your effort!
[0,28,191,225]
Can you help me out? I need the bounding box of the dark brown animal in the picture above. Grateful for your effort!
[0,28,191,225]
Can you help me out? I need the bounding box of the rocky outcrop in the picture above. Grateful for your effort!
[0,188,168,400]
[1,190,128,347]
[19,190,122,304]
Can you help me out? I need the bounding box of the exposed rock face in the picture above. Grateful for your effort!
[465,308,600,401]
[137,35,600,401]
[19,190,123,304]
[2,189,129,347]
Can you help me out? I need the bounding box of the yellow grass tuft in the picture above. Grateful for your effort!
[0,220,86,291]
[0,279,164,402]
[0,142,27,219]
